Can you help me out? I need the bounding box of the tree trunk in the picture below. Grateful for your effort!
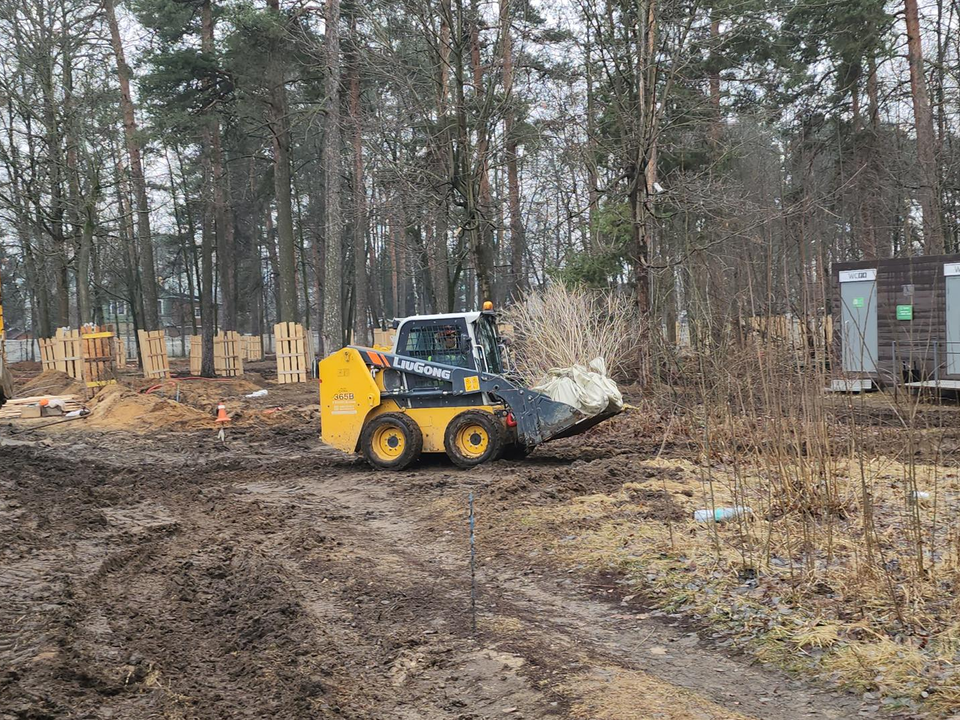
[200,0,237,331]
[200,197,216,377]
[322,0,343,355]
[267,0,299,323]
[166,149,198,334]
[467,0,495,303]
[904,0,944,253]
[105,0,160,330]
[708,13,721,147]
[39,61,69,328]
[77,198,96,324]
[265,208,282,322]
[389,201,400,317]
[114,153,146,337]
[348,15,369,345]
[501,0,525,300]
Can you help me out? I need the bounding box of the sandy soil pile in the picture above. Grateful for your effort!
[16,370,86,397]
[154,375,266,414]
[84,385,210,432]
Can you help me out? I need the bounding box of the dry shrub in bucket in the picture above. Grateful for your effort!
[503,284,640,383]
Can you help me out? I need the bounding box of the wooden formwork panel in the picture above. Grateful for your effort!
[56,328,84,379]
[38,326,117,395]
[81,325,117,391]
[115,337,127,369]
[214,331,244,377]
[242,335,263,362]
[189,335,202,376]
[39,338,57,372]
[274,322,311,384]
[39,328,84,380]
[372,328,396,350]
[138,329,170,379]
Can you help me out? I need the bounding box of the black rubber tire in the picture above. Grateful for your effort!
[444,410,504,469]
[360,412,423,470]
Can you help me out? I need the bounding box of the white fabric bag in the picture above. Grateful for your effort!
[532,357,623,417]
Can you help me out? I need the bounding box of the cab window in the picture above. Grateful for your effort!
[474,316,503,374]
[397,319,474,370]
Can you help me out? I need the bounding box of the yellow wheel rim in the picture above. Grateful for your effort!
[456,423,489,459]
[372,424,406,460]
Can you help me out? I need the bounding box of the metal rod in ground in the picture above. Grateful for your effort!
[469,491,477,635]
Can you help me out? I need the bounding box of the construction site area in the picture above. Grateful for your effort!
[4,301,960,720]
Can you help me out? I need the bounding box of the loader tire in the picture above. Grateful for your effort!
[444,410,504,468]
[361,413,423,470]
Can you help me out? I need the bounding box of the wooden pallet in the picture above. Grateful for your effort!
[372,328,396,350]
[81,325,117,390]
[39,338,56,371]
[138,329,170,379]
[242,335,263,362]
[39,328,84,380]
[274,322,312,384]
[214,331,244,377]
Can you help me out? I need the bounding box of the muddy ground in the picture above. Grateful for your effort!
[0,369,907,719]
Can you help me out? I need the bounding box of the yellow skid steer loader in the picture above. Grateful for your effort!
[318,306,621,469]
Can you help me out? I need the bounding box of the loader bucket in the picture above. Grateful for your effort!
[508,390,622,447]
[542,400,622,441]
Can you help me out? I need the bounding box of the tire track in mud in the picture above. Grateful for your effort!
[233,468,887,720]
[2,446,554,718]
[0,441,898,719]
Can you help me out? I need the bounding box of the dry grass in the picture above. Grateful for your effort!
[477,440,960,715]
[440,310,960,714]
[502,284,641,383]
[563,665,755,720]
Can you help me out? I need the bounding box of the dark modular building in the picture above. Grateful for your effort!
[832,254,960,388]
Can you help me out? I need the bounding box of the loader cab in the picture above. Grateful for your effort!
[393,311,504,376]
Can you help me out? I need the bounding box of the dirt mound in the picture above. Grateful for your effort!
[9,361,42,372]
[84,385,210,432]
[17,370,86,397]
[145,376,266,414]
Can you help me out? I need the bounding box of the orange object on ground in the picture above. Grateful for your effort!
[215,402,230,423]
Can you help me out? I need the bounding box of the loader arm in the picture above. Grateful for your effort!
[349,346,615,448]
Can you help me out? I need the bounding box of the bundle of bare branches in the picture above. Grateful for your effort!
[502,284,641,383]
